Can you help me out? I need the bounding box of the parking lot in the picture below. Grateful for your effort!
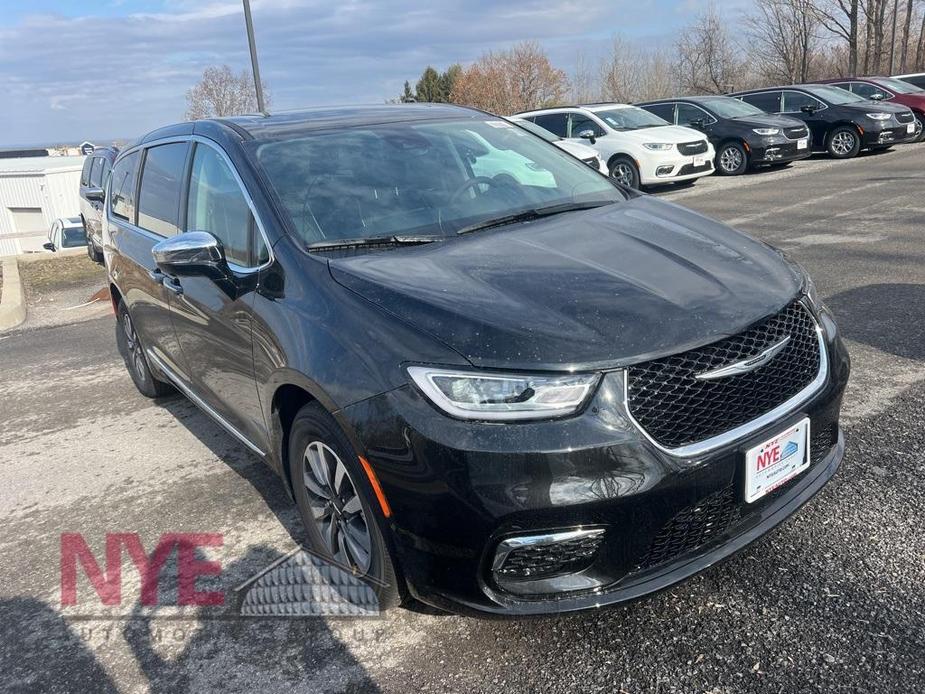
[1,143,923,693]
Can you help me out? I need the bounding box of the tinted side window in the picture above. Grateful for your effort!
[532,113,569,137]
[851,82,889,99]
[100,159,112,189]
[741,92,782,113]
[91,157,106,187]
[137,143,189,237]
[80,157,93,186]
[568,113,605,138]
[677,103,713,125]
[782,91,824,113]
[642,103,676,123]
[109,152,140,222]
[186,144,267,268]
[903,75,925,89]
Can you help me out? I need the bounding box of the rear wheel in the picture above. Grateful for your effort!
[288,403,401,611]
[115,301,173,398]
[608,156,640,189]
[826,126,860,158]
[912,114,925,142]
[716,142,748,175]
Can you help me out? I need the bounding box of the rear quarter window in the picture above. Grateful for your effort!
[109,152,141,222]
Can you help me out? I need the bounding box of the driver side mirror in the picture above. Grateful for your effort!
[85,186,105,202]
[800,105,818,114]
[152,231,226,277]
[690,118,706,129]
[43,242,56,252]
[869,92,886,101]
[578,129,597,145]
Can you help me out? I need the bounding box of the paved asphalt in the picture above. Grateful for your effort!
[1,144,923,693]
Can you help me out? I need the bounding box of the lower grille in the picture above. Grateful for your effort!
[639,485,739,570]
[627,301,822,449]
[678,140,708,156]
[677,161,712,175]
[495,533,604,579]
[785,126,809,139]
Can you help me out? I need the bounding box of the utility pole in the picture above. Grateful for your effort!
[242,0,267,115]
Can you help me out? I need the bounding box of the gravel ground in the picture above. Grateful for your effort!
[0,143,923,693]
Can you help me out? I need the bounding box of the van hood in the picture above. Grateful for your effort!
[328,196,803,371]
[554,140,600,160]
[841,100,912,115]
[730,114,807,130]
[602,124,707,145]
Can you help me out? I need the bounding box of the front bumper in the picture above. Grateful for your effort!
[862,121,919,147]
[749,136,813,165]
[639,146,716,185]
[342,314,850,617]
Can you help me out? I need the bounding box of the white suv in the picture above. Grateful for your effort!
[516,104,715,188]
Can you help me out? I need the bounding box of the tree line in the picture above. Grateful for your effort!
[399,0,925,114]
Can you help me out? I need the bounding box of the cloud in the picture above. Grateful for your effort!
[0,0,736,144]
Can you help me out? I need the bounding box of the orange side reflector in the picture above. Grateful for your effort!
[359,456,392,518]
[858,126,864,135]
[743,141,750,153]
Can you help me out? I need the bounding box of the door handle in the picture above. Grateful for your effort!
[148,269,183,296]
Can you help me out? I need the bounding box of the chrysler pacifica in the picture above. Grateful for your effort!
[104,104,849,616]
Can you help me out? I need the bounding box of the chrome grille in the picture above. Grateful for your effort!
[785,125,808,139]
[678,140,708,156]
[626,301,821,449]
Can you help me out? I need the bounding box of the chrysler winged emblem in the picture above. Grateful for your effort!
[695,335,791,381]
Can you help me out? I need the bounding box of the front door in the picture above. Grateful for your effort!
[166,140,270,450]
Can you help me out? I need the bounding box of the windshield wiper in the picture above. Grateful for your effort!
[456,201,614,236]
[307,234,440,253]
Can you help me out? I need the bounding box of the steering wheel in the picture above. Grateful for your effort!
[449,176,499,205]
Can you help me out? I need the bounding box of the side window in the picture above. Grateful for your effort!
[642,103,676,123]
[741,92,782,113]
[851,82,890,100]
[677,103,714,126]
[89,157,104,187]
[531,113,569,138]
[80,157,93,186]
[568,113,605,138]
[109,152,140,222]
[186,144,267,268]
[100,159,112,190]
[137,142,189,237]
[782,91,824,113]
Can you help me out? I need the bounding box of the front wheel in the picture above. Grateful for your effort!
[716,142,748,175]
[608,156,640,189]
[912,114,925,143]
[288,403,401,611]
[826,126,861,159]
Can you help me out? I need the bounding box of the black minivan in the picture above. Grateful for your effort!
[105,105,849,617]
[637,95,812,175]
[79,146,119,263]
[730,84,917,158]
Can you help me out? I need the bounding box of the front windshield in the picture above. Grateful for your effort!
[253,118,625,245]
[593,106,670,130]
[699,97,765,119]
[806,85,865,104]
[874,77,924,94]
[509,118,560,143]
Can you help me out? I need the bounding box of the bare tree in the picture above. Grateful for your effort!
[184,65,270,120]
[747,0,821,84]
[918,8,925,67]
[450,41,568,114]
[599,36,678,102]
[677,5,743,93]
[569,50,598,104]
[813,0,860,74]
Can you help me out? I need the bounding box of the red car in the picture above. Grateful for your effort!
[817,76,925,142]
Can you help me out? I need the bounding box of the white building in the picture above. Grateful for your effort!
[0,156,84,256]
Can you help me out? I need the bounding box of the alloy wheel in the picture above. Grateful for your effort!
[831,131,855,155]
[122,312,147,384]
[302,441,372,573]
[611,163,634,187]
[914,119,924,140]
[719,147,743,173]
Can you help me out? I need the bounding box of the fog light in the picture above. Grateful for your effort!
[656,165,674,177]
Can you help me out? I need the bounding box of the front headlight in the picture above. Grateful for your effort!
[407,367,600,421]
[866,113,892,120]
[643,143,674,151]
[752,127,781,136]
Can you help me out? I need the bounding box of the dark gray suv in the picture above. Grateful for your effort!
[78,146,119,263]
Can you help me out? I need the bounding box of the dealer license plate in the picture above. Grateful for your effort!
[693,156,705,167]
[744,419,810,503]
[797,138,808,150]
[907,123,916,134]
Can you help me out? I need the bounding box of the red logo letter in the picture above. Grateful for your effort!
[176,533,224,606]
[60,533,122,606]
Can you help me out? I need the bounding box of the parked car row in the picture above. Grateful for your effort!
[512,75,924,189]
[95,103,851,617]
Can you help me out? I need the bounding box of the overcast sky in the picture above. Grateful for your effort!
[0,0,745,146]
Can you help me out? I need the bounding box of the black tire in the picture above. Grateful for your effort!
[87,239,103,264]
[288,403,401,611]
[716,141,748,175]
[115,300,173,398]
[608,156,640,189]
[826,126,861,159]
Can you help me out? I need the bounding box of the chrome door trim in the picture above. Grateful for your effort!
[146,349,265,457]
